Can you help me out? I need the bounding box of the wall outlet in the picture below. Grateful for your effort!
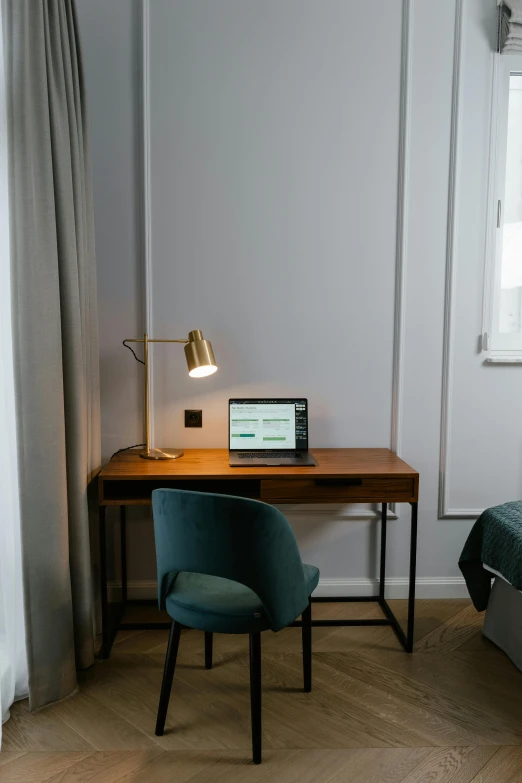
[185,409,202,428]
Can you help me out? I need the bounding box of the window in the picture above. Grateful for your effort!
[483,56,522,362]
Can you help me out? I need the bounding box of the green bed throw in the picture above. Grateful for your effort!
[459,501,522,611]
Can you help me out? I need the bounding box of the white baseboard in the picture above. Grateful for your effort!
[109,576,468,603]
[315,577,468,600]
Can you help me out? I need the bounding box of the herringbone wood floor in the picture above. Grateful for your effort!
[2,600,522,782]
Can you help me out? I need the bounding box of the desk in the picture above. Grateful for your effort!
[98,448,419,658]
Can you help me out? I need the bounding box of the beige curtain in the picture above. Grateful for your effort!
[4,0,100,709]
[499,1,522,52]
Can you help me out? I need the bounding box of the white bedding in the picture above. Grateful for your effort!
[483,575,522,672]
[483,563,519,589]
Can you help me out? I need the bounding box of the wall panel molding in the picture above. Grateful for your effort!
[391,0,413,463]
[441,508,485,519]
[143,1,412,523]
[388,0,414,519]
[438,0,467,520]
[141,0,155,446]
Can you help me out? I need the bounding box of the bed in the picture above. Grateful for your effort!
[482,569,522,670]
[459,501,522,670]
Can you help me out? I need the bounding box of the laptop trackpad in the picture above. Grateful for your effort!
[243,459,294,465]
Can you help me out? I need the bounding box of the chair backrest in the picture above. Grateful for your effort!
[152,488,309,632]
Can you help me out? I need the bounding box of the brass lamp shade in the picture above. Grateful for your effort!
[185,329,217,377]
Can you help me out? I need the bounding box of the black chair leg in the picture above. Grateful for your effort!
[302,600,312,693]
[249,632,262,764]
[205,631,213,669]
[155,621,181,736]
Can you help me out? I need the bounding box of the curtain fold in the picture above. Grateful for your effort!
[4,0,100,710]
[499,1,522,52]
[0,3,28,744]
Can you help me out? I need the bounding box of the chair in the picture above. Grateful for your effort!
[152,488,320,764]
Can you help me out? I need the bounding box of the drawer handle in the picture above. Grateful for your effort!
[314,478,363,487]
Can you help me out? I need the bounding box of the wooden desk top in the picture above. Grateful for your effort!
[99,448,418,481]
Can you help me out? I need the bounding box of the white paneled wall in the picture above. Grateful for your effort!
[148,0,402,586]
[441,0,522,516]
[77,0,515,598]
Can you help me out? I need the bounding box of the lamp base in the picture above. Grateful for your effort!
[140,448,184,460]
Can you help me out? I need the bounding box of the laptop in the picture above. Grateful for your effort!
[229,398,316,466]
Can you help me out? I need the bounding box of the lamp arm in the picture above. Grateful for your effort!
[124,335,189,455]
[124,338,189,344]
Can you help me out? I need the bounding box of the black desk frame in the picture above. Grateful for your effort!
[99,501,418,658]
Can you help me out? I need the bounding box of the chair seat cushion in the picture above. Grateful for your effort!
[165,564,320,634]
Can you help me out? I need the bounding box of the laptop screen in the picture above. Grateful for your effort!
[229,399,308,451]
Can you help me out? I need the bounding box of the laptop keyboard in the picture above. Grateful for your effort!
[238,452,303,459]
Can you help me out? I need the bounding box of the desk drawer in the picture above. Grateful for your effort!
[260,478,415,503]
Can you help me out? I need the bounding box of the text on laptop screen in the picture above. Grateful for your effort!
[229,400,308,450]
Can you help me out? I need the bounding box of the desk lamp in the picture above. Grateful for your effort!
[123,330,217,460]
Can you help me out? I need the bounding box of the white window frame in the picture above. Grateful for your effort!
[482,53,522,363]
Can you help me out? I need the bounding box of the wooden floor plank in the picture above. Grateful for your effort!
[469,747,522,782]
[270,652,488,747]
[414,606,485,653]
[317,651,522,745]
[111,629,143,645]
[391,600,471,645]
[0,752,92,783]
[453,631,501,653]
[197,653,425,748]
[109,629,171,656]
[1,700,94,752]
[47,689,160,750]
[191,749,405,783]
[327,748,432,783]
[115,750,260,783]
[95,652,320,751]
[146,650,417,749]
[44,751,163,783]
[0,751,26,768]
[359,649,522,732]
[79,658,256,750]
[399,747,497,783]
[4,600,522,782]
[186,750,301,783]
[310,600,470,655]
[449,647,522,693]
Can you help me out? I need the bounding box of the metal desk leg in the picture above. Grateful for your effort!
[120,506,127,606]
[375,500,417,653]
[379,503,388,600]
[407,501,418,652]
[99,505,109,658]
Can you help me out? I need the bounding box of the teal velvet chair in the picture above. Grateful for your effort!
[152,488,320,764]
